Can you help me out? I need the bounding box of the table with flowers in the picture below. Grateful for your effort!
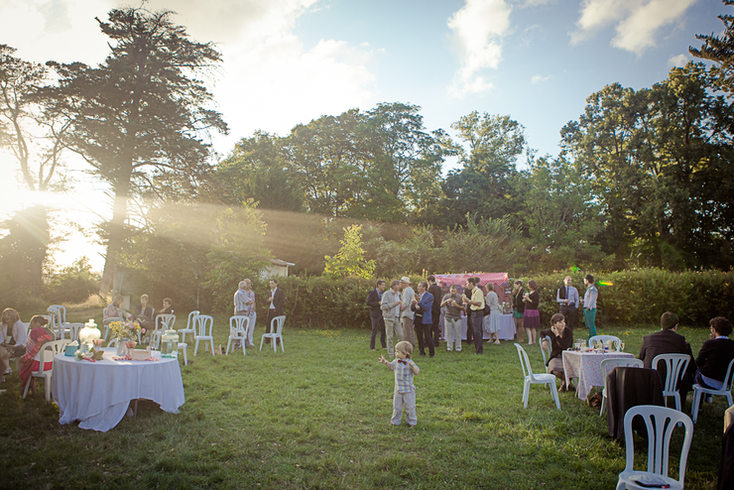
[562,349,636,400]
[52,348,185,432]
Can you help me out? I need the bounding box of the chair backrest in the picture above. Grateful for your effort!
[37,340,71,374]
[229,316,250,336]
[515,343,538,380]
[717,358,734,394]
[155,314,176,331]
[270,315,286,335]
[652,353,691,394]
[48,305,67,324]
[538,335,551,365]
[195,315,214,336]
[186,310,200,330]
[588,335,621,349]
[622,405,693,484]
[601,358,643,393]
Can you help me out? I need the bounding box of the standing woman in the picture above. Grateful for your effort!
[512,280,526,343]
[485,284,501,345]
[523,280,540,345]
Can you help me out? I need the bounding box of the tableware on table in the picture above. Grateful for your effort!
[618,341,625,352]
[131,349,149,361]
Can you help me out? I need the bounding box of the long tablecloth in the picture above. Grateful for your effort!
[441,314,517,342]
[53,348,185,432]
[562,350,635,400]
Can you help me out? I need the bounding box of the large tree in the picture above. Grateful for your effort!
[435,112,526,227]
[0,44,68,293]
[45,7,227,295]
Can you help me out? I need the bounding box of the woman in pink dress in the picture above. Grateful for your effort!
[19,315,55,394]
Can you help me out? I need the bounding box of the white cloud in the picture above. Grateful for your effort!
[531,75,550,83]
[447,0,512,98]
[668,53,689,67]
[570,0,698,54]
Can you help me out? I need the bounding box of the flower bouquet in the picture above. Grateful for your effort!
[108,320,142,341]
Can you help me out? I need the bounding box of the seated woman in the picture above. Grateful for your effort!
[103,295,130,325]
[133,294,155,333]
[541,313,575,391]
[19,315,55,394]
[695,316,734,390]
[1,307,29,376]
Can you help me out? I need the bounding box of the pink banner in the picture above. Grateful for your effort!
[433,273,511,304]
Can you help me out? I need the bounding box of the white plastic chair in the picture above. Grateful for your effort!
[193,314,215,356]
[260,315,286,353]
[691,358,734,423]
[226,316,250,355]
[178,310,199,344]
[22,339,70,402]
[538,335,551,366]
[48,306,71,340]
[151,313,176,349]
[588,334,621,350]
[616,405,694,490]
[599,358,644,416]
[652,353,691,411]
[514,343,561,410]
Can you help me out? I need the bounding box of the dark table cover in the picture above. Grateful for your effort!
[720,420,734,490]
[606,366,664,440]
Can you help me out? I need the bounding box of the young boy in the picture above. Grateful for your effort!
[379,340,420,426]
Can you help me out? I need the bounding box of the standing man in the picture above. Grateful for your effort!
[367,280,387,351]
[400,277,416,347]
[380,280,404,359]
[234,279,257,347]
[556,276,579,330]
[266,278,285,344]
[463,277,485,354]
[411,281,435,357]
[581,274,597,338]
[639,312,696,406]
[427,276,443,347]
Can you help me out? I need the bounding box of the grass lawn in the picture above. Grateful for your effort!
[0,320,726,489]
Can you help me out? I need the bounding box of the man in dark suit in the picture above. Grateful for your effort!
[367,280,387,351]
[639,311,696,406]
[695,316,734,390]
[427,276,443,347]
[411,281,435,357]
[266,278,286,344]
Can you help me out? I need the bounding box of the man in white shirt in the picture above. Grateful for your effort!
[400,277,415,347]
[234,279,256,347]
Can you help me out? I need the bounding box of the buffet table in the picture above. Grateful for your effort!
[52,348,185,432]
[440,314,517,342]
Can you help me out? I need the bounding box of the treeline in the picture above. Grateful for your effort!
[212,61,734,273]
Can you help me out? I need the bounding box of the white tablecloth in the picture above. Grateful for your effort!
[562,350,635,400]
[53,348,185,432]
[441,314,517,341]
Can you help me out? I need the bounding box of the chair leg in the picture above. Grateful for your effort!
[550,383,561,410]
[674,393,681,412]
[691,390,701,423]
[22,376,32,399]
[226,338,232,355]
[45,375,52,402]
[103,325,110,342]
[259,335,265,351]
[209,339,215,355]
[194,339,200,356]
[242,341,246,356]
[600,395,606,417]
[279,338,284,353]
[522,381,530,408]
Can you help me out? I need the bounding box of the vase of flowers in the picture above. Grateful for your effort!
[109,320,141,355]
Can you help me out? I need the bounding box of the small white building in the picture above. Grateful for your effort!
[260,259,295,279]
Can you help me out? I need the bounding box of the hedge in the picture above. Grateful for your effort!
[263,269,733,330]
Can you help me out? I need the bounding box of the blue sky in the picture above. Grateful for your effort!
[0,0,729,269]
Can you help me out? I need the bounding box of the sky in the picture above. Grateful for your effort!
[0,0,729,271]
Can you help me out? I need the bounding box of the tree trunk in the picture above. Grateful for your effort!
[99,166,133,297]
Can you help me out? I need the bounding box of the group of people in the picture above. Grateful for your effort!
[368,275,495,359]
[103,294,173,341]
[233,278,285,348]
[369,274,601,361]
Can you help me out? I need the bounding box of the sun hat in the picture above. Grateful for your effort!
[400,276,411,284]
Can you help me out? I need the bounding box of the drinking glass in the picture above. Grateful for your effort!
[619,341,625,352]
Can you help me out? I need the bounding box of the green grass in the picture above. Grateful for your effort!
[0,322,725,489]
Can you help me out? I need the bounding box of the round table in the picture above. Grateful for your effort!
[52,348,185,432]
[562,350,635,400]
